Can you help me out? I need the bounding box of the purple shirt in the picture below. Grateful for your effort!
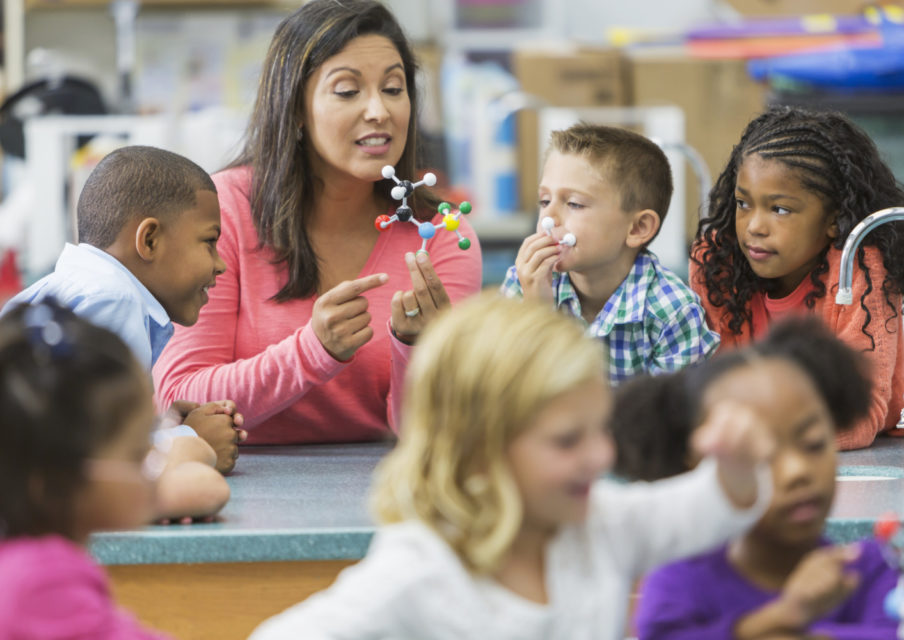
[0,535,170,640]
[635,539,898,640]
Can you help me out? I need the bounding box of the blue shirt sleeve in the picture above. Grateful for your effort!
[72,294,153,371]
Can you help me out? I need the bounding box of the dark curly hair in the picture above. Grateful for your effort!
[0,300,149,539]
[612,316,871,481]
[692,105,904,348]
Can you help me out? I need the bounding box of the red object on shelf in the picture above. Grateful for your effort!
[687,32,881,59]
[875,513,901,541]
[0,249,23,307]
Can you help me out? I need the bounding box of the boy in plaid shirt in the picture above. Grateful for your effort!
[500,123,718,385]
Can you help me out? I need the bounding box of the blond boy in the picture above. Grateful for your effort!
[501,123,718,384]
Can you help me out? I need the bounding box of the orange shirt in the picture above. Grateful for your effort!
[690,244,904,450]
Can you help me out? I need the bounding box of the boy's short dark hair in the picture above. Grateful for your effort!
[548,123,673,243]
[77,145,217,248]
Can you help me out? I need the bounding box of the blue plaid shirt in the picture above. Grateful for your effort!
[500,250,719,385]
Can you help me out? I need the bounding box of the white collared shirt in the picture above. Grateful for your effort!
[2,243,173,371]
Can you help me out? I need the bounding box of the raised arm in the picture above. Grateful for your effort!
[594,400,774,578]
[385,217,482,431]
[153,267,380,427]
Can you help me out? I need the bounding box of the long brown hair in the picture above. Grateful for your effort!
[229,0,436,301]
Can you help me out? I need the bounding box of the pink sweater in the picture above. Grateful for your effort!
[0,535,169,640]
[153,167,483,444]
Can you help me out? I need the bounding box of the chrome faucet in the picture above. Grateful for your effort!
[653,141,712,218]
[835,207,904,304]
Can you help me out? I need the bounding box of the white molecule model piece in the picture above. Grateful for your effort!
[540,216,576,247]
[374,165,473,254]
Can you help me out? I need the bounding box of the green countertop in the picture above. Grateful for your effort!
[91,442,387,566]
[831,435,904,542]
[90,436,904,565]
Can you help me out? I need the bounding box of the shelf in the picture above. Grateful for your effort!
[26,0,286,8]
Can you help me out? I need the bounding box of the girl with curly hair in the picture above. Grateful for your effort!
[614,317,897,639]
[690,106,904,450]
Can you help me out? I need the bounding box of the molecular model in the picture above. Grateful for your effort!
[540,216,576,247]
[874,513,904,637]
[374,165,473,254]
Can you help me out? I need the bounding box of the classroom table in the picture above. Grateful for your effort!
[92,437,904,640]
[94,442,385,640]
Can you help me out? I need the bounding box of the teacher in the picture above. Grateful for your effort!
[154,0,482,444]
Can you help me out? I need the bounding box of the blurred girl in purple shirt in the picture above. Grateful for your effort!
[612,316,898,640]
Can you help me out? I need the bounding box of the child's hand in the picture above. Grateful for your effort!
[514,232,559,302]
[691,400,775,509]
[167,399,199,421]
[776,545,861,630]
[154,460,231,523]
[183,400,248,474]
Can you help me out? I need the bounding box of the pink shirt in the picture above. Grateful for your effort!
[153,167,483,444]
[0,535,169,640]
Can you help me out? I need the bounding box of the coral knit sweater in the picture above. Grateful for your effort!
[153,167,483,445]
[690,245,904,450]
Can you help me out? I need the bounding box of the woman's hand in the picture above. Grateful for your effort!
[312,273,389,361]
[390,252,451,344]
[514,232,559,302]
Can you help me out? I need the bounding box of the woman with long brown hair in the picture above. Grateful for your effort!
[154,0,482,444]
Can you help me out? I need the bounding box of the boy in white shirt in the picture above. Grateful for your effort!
[3,145,240,521]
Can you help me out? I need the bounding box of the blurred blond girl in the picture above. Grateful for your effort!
[250,294,774,640]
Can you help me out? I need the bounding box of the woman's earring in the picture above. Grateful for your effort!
[297,126,304,143]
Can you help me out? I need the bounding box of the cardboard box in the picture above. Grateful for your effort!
[629,48,768,242]
[723,0,872,16]
[412,43,443,134]
[512,47,630,211]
